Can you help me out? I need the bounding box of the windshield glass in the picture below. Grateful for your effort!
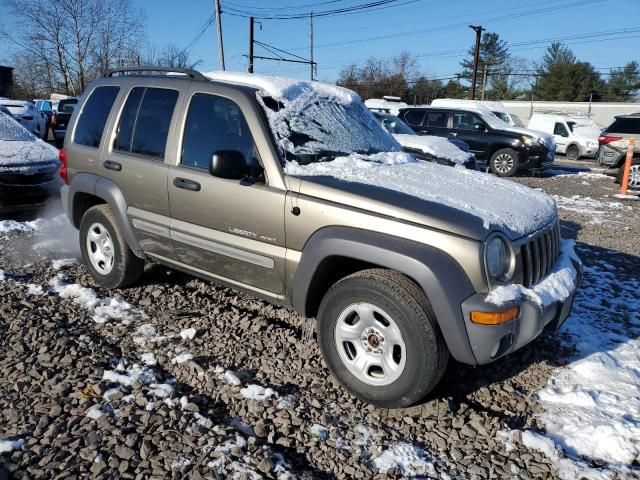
[3,105,27,115]
[257,87,400,165]
[375,114,416,135]
[58,99,77,113]
[492,111,511,124]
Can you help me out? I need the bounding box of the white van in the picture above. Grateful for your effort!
[528,113,599,160]
[430,99,523,127]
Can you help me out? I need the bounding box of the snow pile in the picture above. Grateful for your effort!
[240,384,276,401]
[171,349,194,365]
[0,438,24,453]
[285,151,556,238]
[486,239,579,308]
[392,134,474,164]
[0,218,46,233]
[103,361,156,387]
[0,113,59,171]
[49,274,142,324]
[371,442,436,476]
[223,370,241,386]
[205,71,399,160]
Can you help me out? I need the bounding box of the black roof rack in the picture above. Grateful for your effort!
[103,66,208,81]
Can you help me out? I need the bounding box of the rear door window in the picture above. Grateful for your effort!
[74,86,119,148]
[607,117,640,134]
[554,122,569,136]
[426,111,448,128]
[115,87,179,159]
[403,110,426,127]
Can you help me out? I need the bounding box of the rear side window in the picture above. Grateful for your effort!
[607,117,640,134]
[59,99,78,113]
[403,110,426,127]
[554,122,569,136]
[115,87,178,159]
[452,112,478,130]
[426,112,447,128]
[74,87,118,148]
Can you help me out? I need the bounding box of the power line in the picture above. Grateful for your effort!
[181,14,215,54]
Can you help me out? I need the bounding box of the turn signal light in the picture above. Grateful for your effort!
[471,307,519,325]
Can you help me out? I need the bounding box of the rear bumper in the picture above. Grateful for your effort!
[53,129,67,140]
[460,257,582,365]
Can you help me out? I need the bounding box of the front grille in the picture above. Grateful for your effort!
[521,223,560,287]
[0,171,56,186]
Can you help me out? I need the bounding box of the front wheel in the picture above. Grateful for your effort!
[80,205,144,289]
[566,144,580,161]
[489,148,519,177]
[317,269,449,408]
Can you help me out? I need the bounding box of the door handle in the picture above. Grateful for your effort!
[173,177,201,192]
[103,160,122,171]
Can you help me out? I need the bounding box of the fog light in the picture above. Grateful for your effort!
[471,307,519,325]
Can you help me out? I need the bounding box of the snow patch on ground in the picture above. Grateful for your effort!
[49,274,142,324]
[0,438,24,453]
[552,194,633,225]
[0,218,46,233]
[504,247,640,478]
[486,239,579,308]
[223,370,241,386]
[371,442,436,477]
[240,384,276,401]
[52,258,76,269]
[179,328,197,340]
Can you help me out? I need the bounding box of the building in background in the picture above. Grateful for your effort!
[0,66,14,98]
[502,101,640,128]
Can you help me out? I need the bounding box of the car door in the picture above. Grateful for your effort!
[167,86,287,295]
[100,82,183,261]
[421,110,449,138]
[553,122,570,153]
[450,111,489,158]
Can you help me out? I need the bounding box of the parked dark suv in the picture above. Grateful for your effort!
[597,113,640,189]
[398,106,555,177]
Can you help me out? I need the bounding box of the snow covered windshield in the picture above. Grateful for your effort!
[0,113,35,141]
[255,83,401,165]
[373,113,416,135]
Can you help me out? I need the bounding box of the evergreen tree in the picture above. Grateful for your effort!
[532,43,605,101]
[604,62,640,101]
[460,32,510,95]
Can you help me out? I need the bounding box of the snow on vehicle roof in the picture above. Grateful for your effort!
[204,71,358,104]
[284,151,556,238]
[0,99,31,106]
[0,113,59,171]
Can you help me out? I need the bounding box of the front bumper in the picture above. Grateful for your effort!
[522,146,555,171]
[0,180,62,214]
[460,257,583,365]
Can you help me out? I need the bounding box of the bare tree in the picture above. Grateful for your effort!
[157,44,201,69]
[2,0,145,96]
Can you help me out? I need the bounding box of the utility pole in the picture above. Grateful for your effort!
[310,12,314,81]
[214,0,225,70]
[469,25,484,100]
[248,16,254,73]
[480,64,488,101]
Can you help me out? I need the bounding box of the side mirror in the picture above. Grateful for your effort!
[209,150,248,180]
[473,122,485,131]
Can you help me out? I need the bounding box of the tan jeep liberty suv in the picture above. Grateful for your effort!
[59,67,582,408]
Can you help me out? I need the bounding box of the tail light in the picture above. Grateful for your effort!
[58,147,68,184]
[51,115,57,126]
[598,135,623,145]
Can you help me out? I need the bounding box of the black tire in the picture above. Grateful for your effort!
[566,144,580,161]
[489,148,519,177]
[616,159,640,189]
[317,268,449,408]
[79,205,144,289]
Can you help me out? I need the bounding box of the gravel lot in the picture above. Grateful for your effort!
[1,161,639,479]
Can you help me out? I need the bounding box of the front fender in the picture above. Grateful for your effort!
[292,227,479,364]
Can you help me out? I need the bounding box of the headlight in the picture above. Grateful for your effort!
[485,235,513,284]
[522,136,534,146]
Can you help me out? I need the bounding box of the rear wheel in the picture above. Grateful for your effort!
[616,160,640,189]
[566,144,580,161]
[317,269,448,408]
[80,205,144,289]
[490,148,519,177]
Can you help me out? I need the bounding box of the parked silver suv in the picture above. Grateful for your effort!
[60,67,582,407]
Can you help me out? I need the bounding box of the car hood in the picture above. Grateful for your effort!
[285,152,556,241]
[0,139,60,173]
[391,134,474,164]
[504,126,555,149]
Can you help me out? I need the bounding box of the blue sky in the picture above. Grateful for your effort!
[1,0,639,83]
